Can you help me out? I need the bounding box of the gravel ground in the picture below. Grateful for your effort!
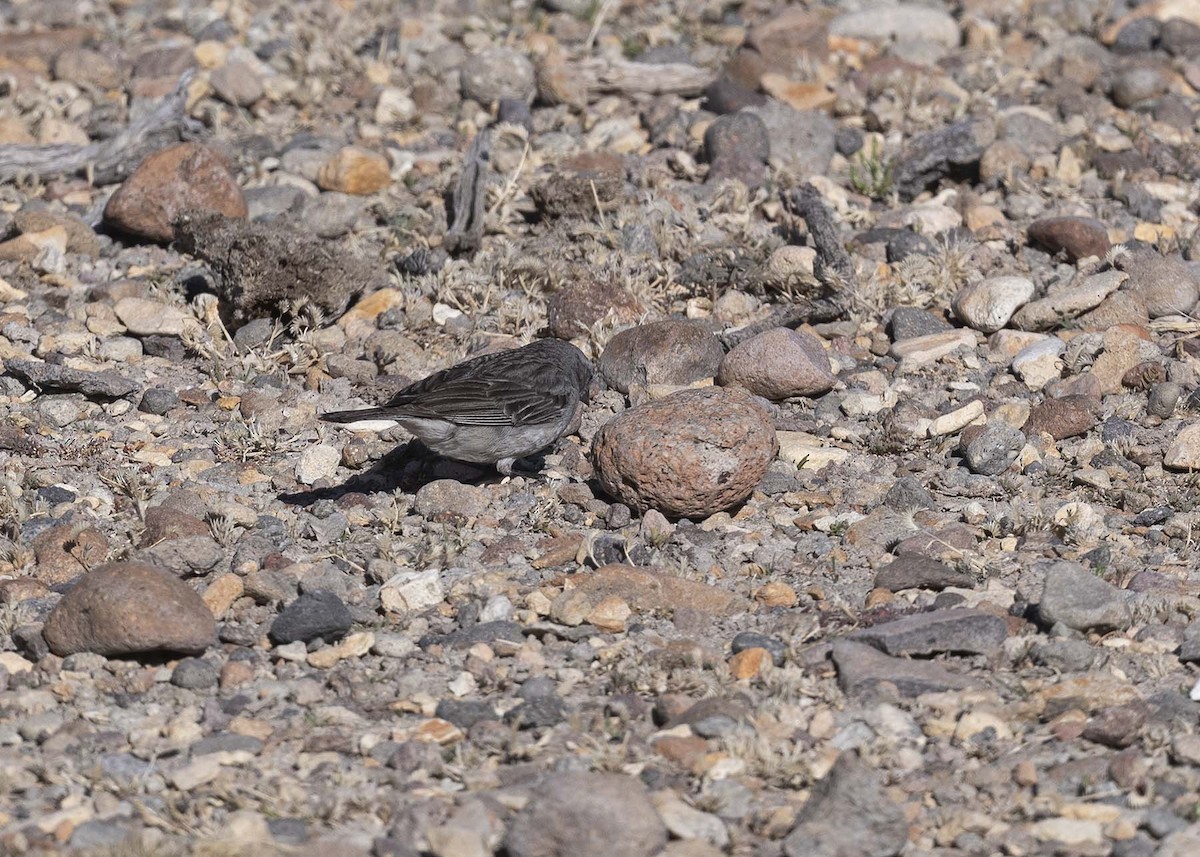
[3,1,1200,856]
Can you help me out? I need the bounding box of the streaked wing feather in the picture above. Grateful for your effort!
[385,377,570,426]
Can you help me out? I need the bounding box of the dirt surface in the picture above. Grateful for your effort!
[3,1,1200,856]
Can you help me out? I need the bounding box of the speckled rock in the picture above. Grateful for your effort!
[1117,252,1200,318]
[598,320,724,394]
[717,327,834,400]
[505,772,668,857]
[43,562,217,657]
[103,143,247,242]
[952,276,1035,333]
[1022,395,1095,440]
[593,387,778,517]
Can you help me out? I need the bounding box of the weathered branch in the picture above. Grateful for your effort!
[578,58,714,96]
[444,128,492,256]
[784,183,857,291]
[0,71,196,186]
[718,298,843,350]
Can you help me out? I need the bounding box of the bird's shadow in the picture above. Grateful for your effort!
[277,440,540,508]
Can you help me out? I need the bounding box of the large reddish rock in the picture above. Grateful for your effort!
[1028,216,1109,262]
[103,142,247,242]
[43,562,216,657]
[598,319,724,394]
[718,327,835,399]
[593,386,778,517]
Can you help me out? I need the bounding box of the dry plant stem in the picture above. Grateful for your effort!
[585,0,616,52]
[784,183,857,291]
[579,59,715,96]
[444,128,492,255]
[487,139,530,217]
[718,298,843,351]
[0,71,196,185]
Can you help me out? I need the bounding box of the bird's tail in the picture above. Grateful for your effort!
[320,407,393,423]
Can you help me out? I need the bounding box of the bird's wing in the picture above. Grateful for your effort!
[385,376,573,427]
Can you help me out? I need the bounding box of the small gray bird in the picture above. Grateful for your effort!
[321,338,592,476]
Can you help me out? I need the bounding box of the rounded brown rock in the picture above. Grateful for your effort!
[592,386,778,517]
[1027,216,1109,262]
[43,562,217,657]
[598,319,724,394]
[717,326,834,400]
[103,142,247,242]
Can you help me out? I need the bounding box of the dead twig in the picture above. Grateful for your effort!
[0,71,197,186]
[444,128,492,256]
[578,58,714,96]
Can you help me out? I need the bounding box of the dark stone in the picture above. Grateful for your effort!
[139,386,179,415]
[888,307,951,341]
[268,590,353,644]
[702,75,767,114]
[504,695,569,729]
[849,608,1006,656]
[882,476,936,512]
[731,630,787,666]
[835,125,864,156]
[704,110,771,187]
[170,657,219,689]
[3,358,137,399]
[893,119,993,201]
[1112,18,1160,53]
[434,698,496,729]
[885,230,936,263]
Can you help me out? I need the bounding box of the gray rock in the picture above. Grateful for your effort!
[783,752,907,857]
[599,319,724,393]
[209,60,264,107]
[171,657,219,689]
[1037,560,1132,633]
[704,111,770,187]
[244,185,306,221]
[829,4,959,48]
[746,101,836,178]
[961,424,1025,476]
[414,479,489,521]
[1030,638,1097,672]
[505,772,668,857]
[1117,252,1200,318]
[894,119,994,201]
[298,191,364,238]
[460,47,535,104]
[269,590,353,644]
[849,608,1007,656]
[1149,382,1182,418]
[874,554,974,591]
[888,307,951,341]
[4,358,137,399]
[831,639,975,699]
[139,387,178,415]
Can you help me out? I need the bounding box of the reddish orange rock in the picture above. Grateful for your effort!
[316,146,391,195]
[729,647,770,679]
[103,142,246,242]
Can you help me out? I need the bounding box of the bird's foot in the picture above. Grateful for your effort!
[496,457,544,480]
